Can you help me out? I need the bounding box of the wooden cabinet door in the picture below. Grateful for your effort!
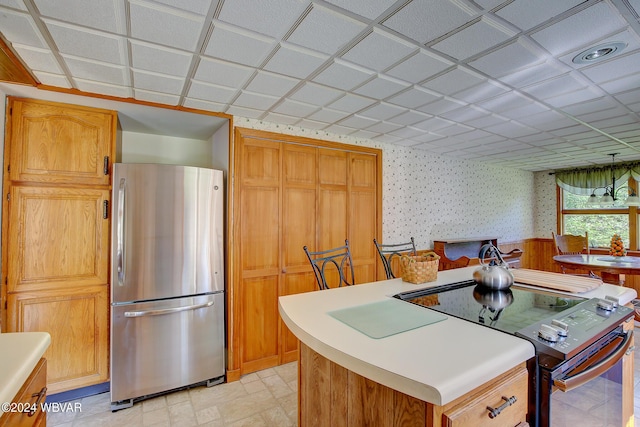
[7,286,109,394]
[7,185,110,293]
[8,97,115,185]
[318,148,348,250]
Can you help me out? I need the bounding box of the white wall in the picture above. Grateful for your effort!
[534,171,558,239]
[121,131,214,168]
[235,117,539,247]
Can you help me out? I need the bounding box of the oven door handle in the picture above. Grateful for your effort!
[553,330,633,392]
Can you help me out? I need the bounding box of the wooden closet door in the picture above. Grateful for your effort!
[8,98,114,186]
[281,144,317,362]
[237,138,281,373]
[318,148,348,250]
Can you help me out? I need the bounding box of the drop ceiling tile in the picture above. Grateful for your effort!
[421,66,485,95]
[353,75,410,99]
[323,0,395,20]
[296,118,331,129]
[382,0,478,44]
[469,38,544,78]
[75,77,132,98]
[484,120,538,138]
[548,124,591,137]
[263,111,303,125]
[349,129,382,139]
[372,133,405,144]
[387,110,431,126]
[130,41,193,77]
[499,61,569,88]
[432,16,515,60]
[543,87,601,108]
[498,102,549,120]
[188,81,238,104]
[477,92,532,113]
[32,71,71,87]
[385,50,453,83]
[599,72,640,95]
[244,70,299,97]
[289,82,343,106]
[365,120,402,133]
[571,106,631,124]
[193,57,254,88]
[386,87,439,109]
[272,99,318,116]
[133,69,185,95]
[531,2,626,56]
[307,108,351,122]
[582,51,640,84]
[516,110,576,131]
[324,123,358,135]
[12,45,61,73]
[409,132,446,143]
[217,0,309,39]
[263,43,328,79]
[495,0,584,31]
[561,97,619,116]
[387,126,424,139]
[134,88,180,106]
[225,104,265,118]
[150,0,212,15]
[44,20,125,64]
[0,9,47,47]
[204,23,276,67]
[411,116,454,131]
[129,1,204,51]
[417,97,466,115]
[436,123,474,137]
[615,88,640,105]
[464,114,508,129]
[0,1,27,10]
[233,91,280,110]
[327,93,376,113]
[287,4,366,55]
[341,28,416,72]
[451,81,508,103]
[558,29,640,69]
[522,74,586,99]
[358,102,405,120]
[311,59,374,90]
[34,0,125,33]
[64,55,128,85]
[338,114,379,129]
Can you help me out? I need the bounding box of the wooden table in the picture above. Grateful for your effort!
[553,254,640,285]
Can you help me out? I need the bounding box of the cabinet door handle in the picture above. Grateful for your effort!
[103,156,110,175]
[117,178,126,286]
[486,395,517,419]
[28,386,47,417]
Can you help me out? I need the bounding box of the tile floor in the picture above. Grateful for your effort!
[47,329,640,427]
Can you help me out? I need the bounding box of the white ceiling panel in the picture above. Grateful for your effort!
[217,0,310,39]
[33,0,125,34]
[287,4,366,54]
[263,43,328,79]
[129,1,204,51]
[4,0,640,171]
[130,40,193,77]
[204,23,276,67]
[382,0,478,44]
[341,29,416,71]
[45,20,125,64]
[431,16,515,60]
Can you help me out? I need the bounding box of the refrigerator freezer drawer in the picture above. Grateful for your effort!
[110,293,225,404]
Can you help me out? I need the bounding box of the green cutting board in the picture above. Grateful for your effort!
[328,298,447,339]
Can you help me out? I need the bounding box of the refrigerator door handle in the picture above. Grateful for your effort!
[117,178,126,286]
[124,300,215,318]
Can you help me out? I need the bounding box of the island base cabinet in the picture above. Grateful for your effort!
[299,343,528,427]
[0,358,47,427]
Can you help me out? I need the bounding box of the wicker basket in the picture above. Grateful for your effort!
[400,252,440,284]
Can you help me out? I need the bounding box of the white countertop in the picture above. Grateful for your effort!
[0,332,51,410]
[278,267,637,406]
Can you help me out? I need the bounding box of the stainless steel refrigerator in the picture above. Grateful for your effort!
[110,163,225,410]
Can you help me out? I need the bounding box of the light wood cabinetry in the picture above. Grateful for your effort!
[299,343,528,427]
[2,97,116,394]
[229,128,381,379]
[0,358,47,427]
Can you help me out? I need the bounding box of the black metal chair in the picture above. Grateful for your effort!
[303,240,355,290]
[373,237,417,279]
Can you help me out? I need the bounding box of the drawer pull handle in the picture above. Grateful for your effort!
[28,386,47,417]
[486,395,517,419]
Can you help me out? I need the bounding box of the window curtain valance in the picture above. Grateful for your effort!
[555,161,640,196]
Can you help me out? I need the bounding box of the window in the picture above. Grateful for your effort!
[559,182,638,250]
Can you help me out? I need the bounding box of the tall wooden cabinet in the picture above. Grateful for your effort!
[228,128,381,379]
[1,97,117,394]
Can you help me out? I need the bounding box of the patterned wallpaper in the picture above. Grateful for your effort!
[235,117,555,247]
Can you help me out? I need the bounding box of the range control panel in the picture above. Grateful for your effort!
[515,297,633,360]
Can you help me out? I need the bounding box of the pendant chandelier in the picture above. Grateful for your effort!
[586,153,640,207]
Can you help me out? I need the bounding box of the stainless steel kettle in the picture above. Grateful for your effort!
[472,243,514,290]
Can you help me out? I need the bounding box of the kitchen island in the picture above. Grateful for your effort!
[278,266,636,426]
